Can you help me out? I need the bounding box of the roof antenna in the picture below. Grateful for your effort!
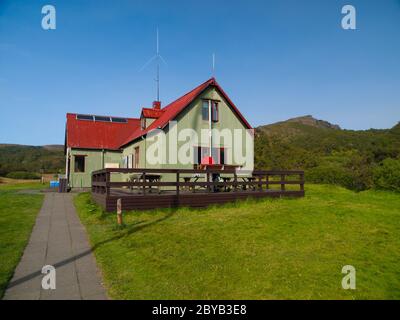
[138,28,167,102]
[156,28,160,101]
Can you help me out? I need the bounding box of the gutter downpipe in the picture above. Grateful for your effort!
[65,147,70,184]
[141,136,146,168]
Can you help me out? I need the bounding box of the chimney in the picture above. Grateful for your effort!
[153,101,161,110]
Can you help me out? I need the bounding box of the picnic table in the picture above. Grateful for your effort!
[240,176,256,191]
[180,174,233,193]
[221,177,232,192]
[181,175,200,192]
[128,173,161,194]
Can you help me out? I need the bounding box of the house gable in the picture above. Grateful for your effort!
[119,78,252,148]
[174,85,251,134]
[162,86,250,166]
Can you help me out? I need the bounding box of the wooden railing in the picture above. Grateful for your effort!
[92,168,305,196]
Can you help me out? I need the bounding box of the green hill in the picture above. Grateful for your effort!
[255,116,400,191]
[0,144,65,177]
[1,116,399,191]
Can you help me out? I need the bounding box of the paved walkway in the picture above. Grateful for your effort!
[3,193,107,300]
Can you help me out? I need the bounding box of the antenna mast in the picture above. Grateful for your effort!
[138,28,167,102]
[212,53,215,77]
[156,28,160,101]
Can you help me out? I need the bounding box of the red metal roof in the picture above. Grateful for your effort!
[66,114,140,150]
[120,77,252,147]
[65,78,252,150]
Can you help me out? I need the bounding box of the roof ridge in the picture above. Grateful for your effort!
[161,77,215,111]
[141,107,165,111]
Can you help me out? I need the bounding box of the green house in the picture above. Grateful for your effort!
[65,78,253,189]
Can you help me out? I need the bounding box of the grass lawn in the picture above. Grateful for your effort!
[74,184,400,300]
[0,182,45,298]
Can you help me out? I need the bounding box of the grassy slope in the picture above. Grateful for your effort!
[0,183,45,298]
[75,185,400,300]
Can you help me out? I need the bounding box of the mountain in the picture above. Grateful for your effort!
[273,115,341,130]
[43,144,64,151]
[255,116,400,191]
[390,122,400,135]
[0,144,65,176]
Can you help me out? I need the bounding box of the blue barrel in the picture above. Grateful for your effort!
[50,181,59,188]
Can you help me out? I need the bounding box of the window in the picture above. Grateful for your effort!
[111,117,128,123]
[202,100,219,122]
[196,146,210,164]
[212,101,219,122]
[74,155,85,173]
[76,114,94,121]
[123,156,128,169]
[134,147,140,168]
[128,154,133,168]
[94,116,111,122]
[194,147,226,164]
[123,155,133,169]
[141,117,146,130]
[105,163,119,169]
[220,148,225,165]
[202,101,209,120]
[76,114,125,122]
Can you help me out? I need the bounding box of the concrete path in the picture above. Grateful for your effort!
[3,193,107,300]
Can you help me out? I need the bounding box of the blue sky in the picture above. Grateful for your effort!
[0,0,400,145]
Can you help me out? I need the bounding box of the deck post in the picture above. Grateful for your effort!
[266,174,269,190]
[176,172,180,197]
[142,172,146,195]
[91,173,94,193]
[207,171,211,193]
[102,172,106,194]
[117,198,123,225]
[233,172,237,192]
[106,171,110,195]
[300,173,304,191]
[281,174,285,191]
[258,175,262,192]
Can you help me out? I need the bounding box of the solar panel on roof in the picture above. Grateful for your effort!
[111,117,128,123]
[94,116,111,122]
[76,114,94,121]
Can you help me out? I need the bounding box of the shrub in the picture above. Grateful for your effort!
[5,171,40,180]
[307,164,353,188]
[306,162,372,192]
[373,158,400,192]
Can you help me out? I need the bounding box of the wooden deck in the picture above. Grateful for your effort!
[91,168,305,212]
